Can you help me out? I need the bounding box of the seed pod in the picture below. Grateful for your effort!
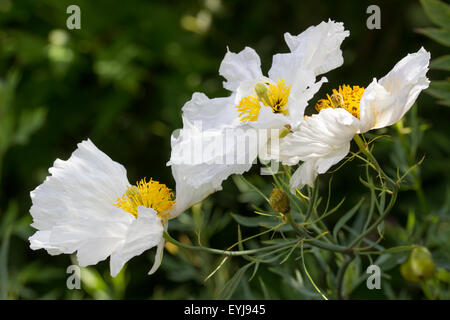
[400,246,436,283]
[269,188,290,214]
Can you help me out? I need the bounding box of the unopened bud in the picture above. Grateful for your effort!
[400,246,436,283]
[279,124,292,138]
[269,188,290,214]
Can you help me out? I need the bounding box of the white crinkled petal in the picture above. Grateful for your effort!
[268,20,348,130]
[45,209,131,266]
[29,230,63,255]
[181,92,241,130]
[219,47,263,92]
[282,19,349,76]
[148,222,168,275]
[168,115,263,182]
[169,99,264,218]
[268,52,308,90]
[148,239,165,275]
[169,126,257,185]
[359,47,430,132]
[289,161,318,192]
[268,53,320,118]
[280,108,359,189]
[266,55,324,130]
[169,164,222,218]
[109,207,164,277]
[287,76,328,129]
[281,108,358,164]
[250,105,289,130]
[28,139,140,271]
[168,124,263,217]
[269,20,349,83]
[30,139,130,231]
[29,140,133,265]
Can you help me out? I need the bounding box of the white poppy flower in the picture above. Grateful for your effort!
[280,47,431,191]
[169,20,349,192]
[29,139,210,277]
[219,19,349,130]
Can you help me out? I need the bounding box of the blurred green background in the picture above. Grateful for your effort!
[0,0,449,299]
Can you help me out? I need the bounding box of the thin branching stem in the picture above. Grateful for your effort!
[163,232,298,256]
[353,134,396,187]
[348,184,398,249]
[285,213,352,253]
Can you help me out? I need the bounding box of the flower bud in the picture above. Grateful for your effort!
[279,124,292,138]
[269,188,290,214]
[400,246,436,283]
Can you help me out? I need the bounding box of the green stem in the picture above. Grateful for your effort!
[353,134,395,186]
[348,184,398,249]
[395,122,428,213]
[285,213,352,253]
[304,185,317,222]
[163,232,298,256]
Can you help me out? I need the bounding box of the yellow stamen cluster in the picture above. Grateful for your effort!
[315,85,365,119]
[236,96,260,122]
[236,79,291,122]
[115,178,175,221]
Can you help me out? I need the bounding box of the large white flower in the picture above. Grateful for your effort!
[29,139,211,277]
[280,47,431,191]
[169,20,349,193]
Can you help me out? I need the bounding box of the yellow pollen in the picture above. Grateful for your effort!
[236,79,291,122]
[236,95,260,122]
[315,85,365,119]
[115,178,175,221]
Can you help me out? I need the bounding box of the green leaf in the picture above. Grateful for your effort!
[438,98,450,107]
[0,202,18,300]
[436,268,450,283]
[232,175,269,202]
[377,221,385,238]
[12,107,47,145]
[381,245,418,254]
[0,226,12,299]
[376,252,409,271]
[333,198,364,242]
[300,243,328,300]
[426,80,450,105]
[269,267,320,298]
[420,0,450,30]
[16,261,64,284]
[219,262,254,299]
[0,202,18,238]
[258,277,271,299]
[406,210,416,237]
[80,266,111,300]
[430,55,450,71]
[230,213,277,228]
[417,28,450,47]
[343,256,361,295]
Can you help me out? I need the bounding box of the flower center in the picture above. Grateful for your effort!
[315,85,365,119]
[236,79,291,122]
[115,178,175,221]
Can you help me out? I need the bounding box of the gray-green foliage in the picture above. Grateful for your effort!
[420,0,450,106]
